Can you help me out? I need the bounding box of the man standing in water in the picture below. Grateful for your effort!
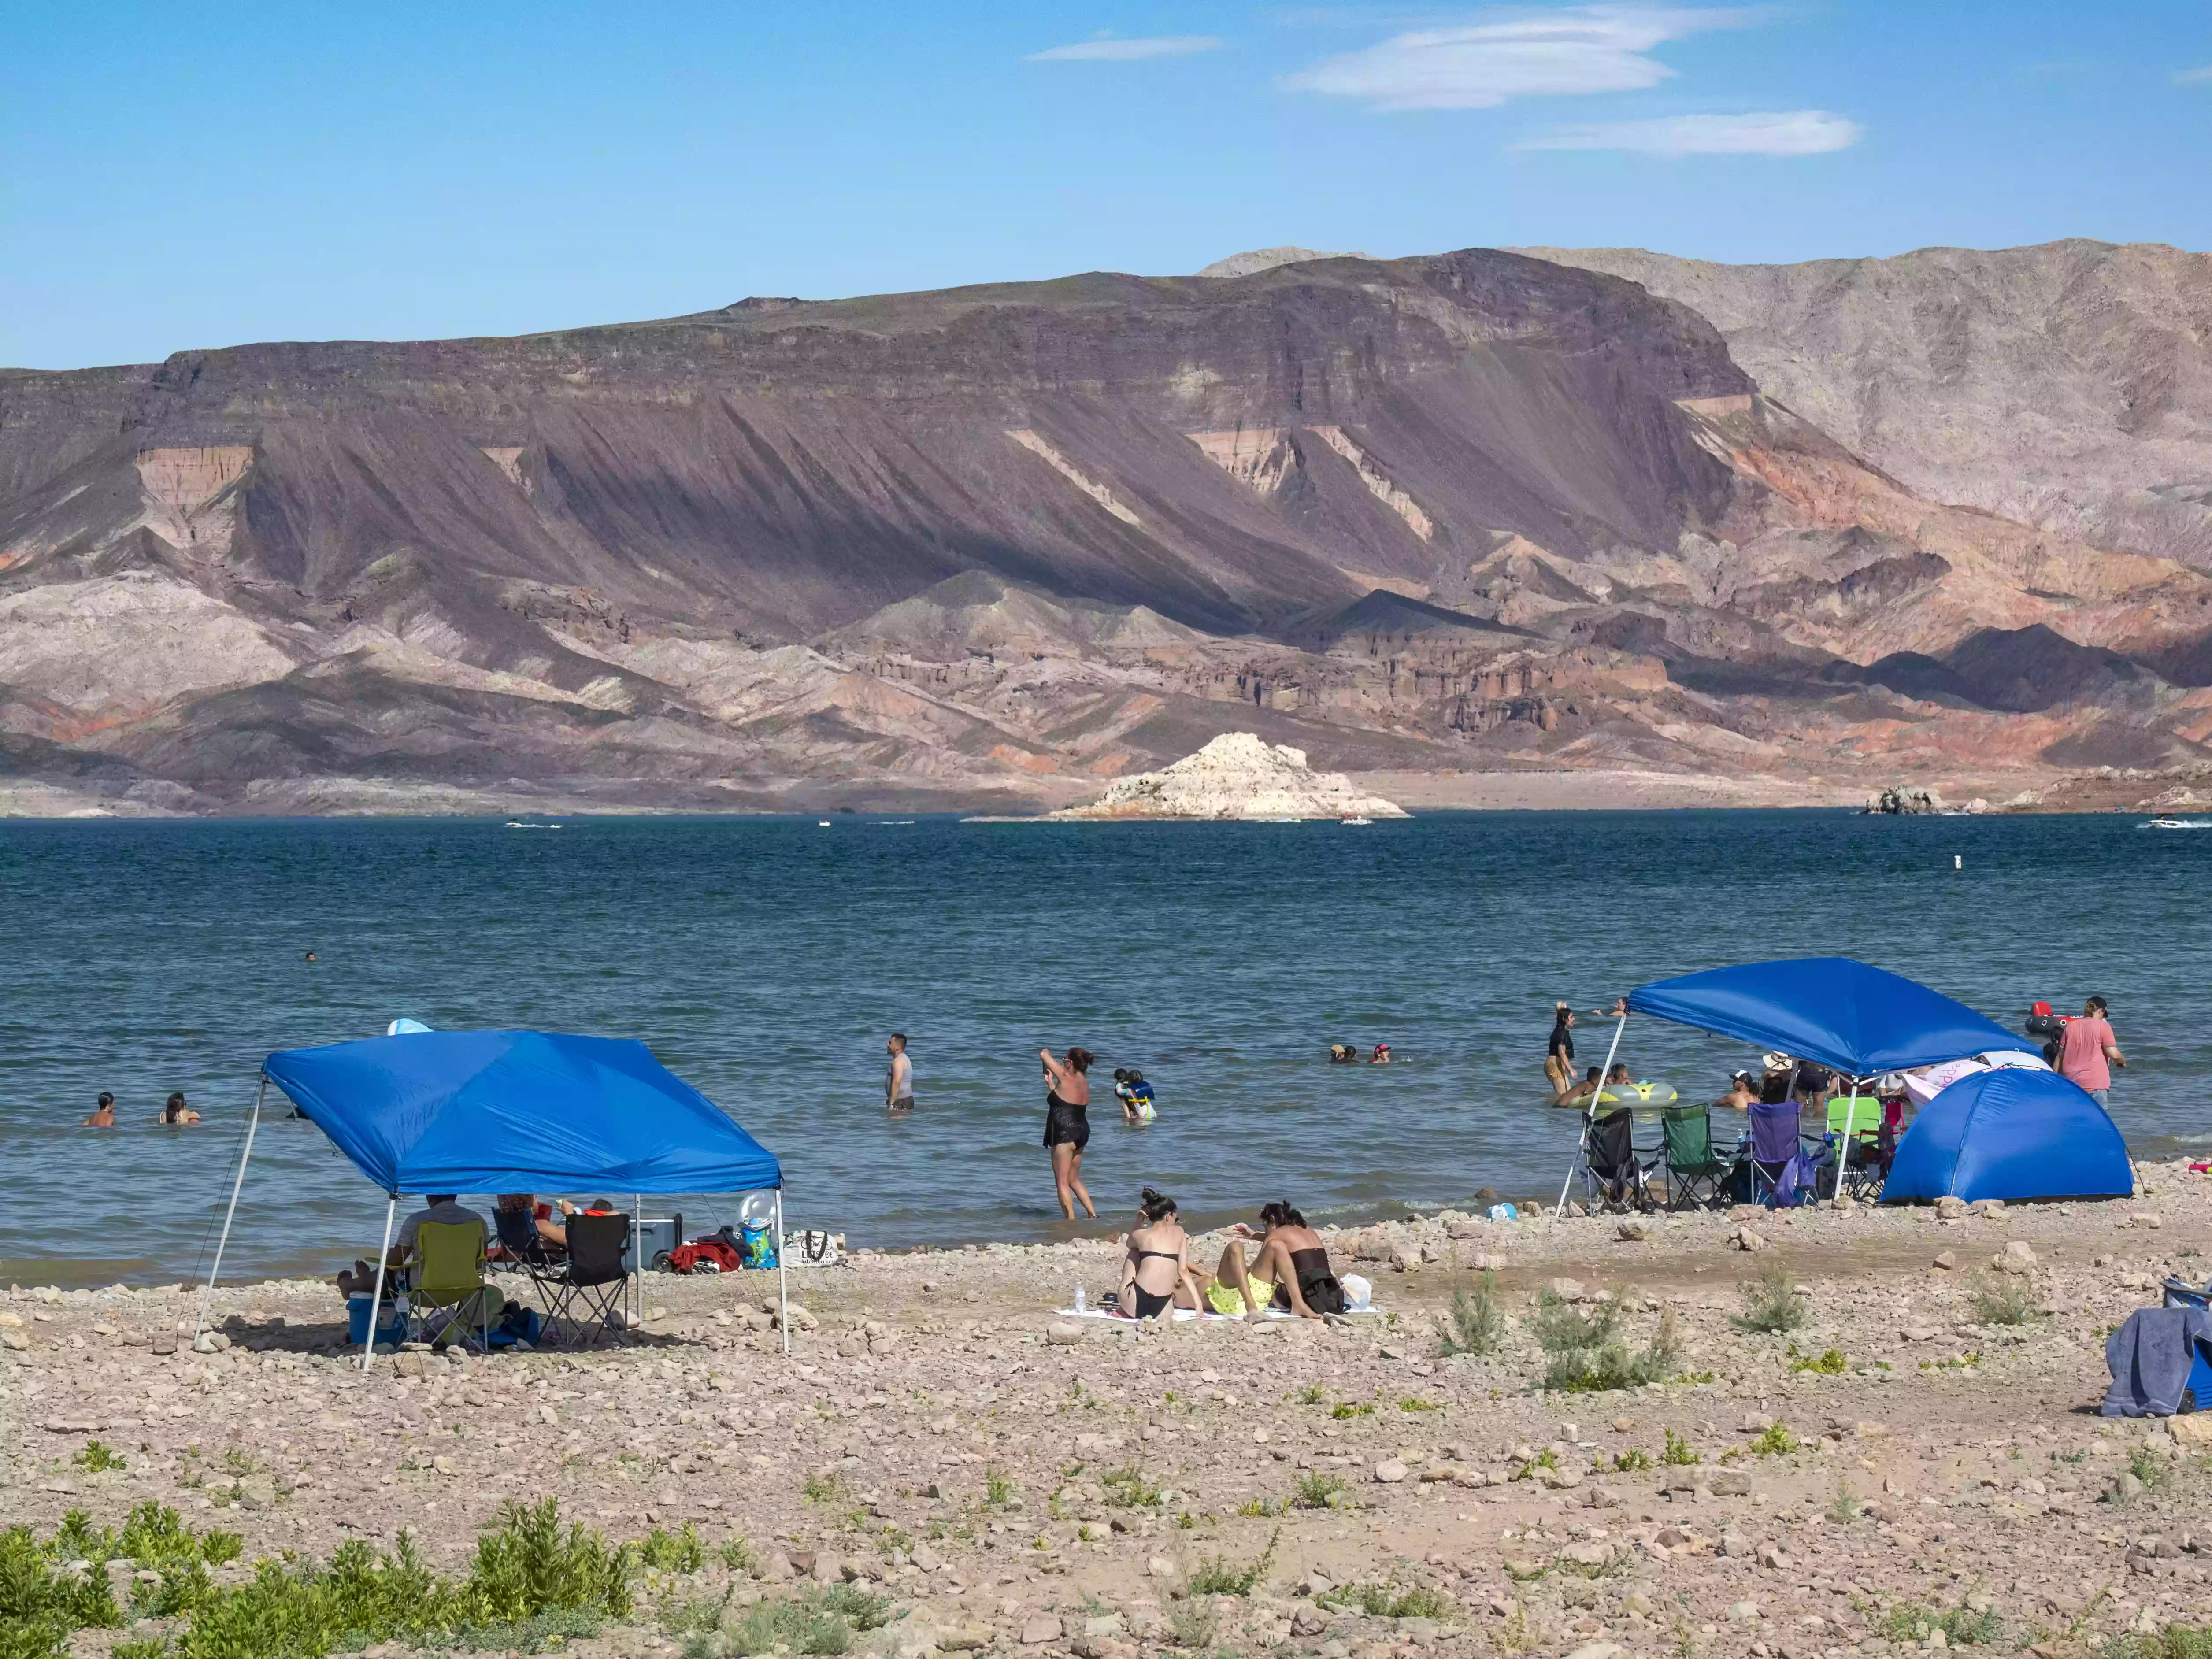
[2057,996,2125,1107]
[885,1033,914,1114]
[82,1091,116,1127]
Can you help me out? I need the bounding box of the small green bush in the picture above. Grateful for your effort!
[1291,1472,1348,1510]
[1440,1274,1504,1357]
[73,1441,125,1474]
[1662,1429,1701,1466]
[1613,1448,1653,1473]
[639,1523,704,1575]
[1184,1529,1277,1597]
[1329,1401,1374,1421]
[1318,1581,1456,1620]
[1879,1601,2003,1647]
[1735,1267,1805,1334]
[1789,1346,1848,1374]
[1749,1422,1798,1458]
[1970,1277,2040,1327]
[1537,1297,1680,1393]
[1100,1463,1162,1508]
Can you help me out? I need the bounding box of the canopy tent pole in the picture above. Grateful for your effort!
[1557,1012,1628,1217]
[776,1188,790,1357]
[194,1077,266,1351]
[1832,1076,1864,1203]
[359,1197,398,1374]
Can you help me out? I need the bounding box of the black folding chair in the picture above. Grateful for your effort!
[1577,1107,1658,1213]
[541,1212,632,1346]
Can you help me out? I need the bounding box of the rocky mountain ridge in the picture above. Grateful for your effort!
[1517,240,2212,570]
[3,242,2210,814]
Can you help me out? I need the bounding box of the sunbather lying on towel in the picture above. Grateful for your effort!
[1193,1200,1346,1319]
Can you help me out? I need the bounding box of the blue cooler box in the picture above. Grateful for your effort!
[347,1294,407,1347]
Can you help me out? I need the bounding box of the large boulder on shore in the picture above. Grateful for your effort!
[1048,733,1408,821]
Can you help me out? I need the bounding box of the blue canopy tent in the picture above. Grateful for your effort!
[197,1031,784,1367]
[1560,958,2024,1211]
[1883,1068,2134,1204]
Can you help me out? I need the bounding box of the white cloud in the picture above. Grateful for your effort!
[1027,34,1224,62]
[2176,64,2212,85]
[1282,5,1758,110]
[1515,108,1863,154]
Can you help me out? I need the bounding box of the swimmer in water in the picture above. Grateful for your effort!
[83,1091,116,1127]
[1553,1065,1600,1107]
[158,1092,200,1125]
[1368,1043,1392,1064]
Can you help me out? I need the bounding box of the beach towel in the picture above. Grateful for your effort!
[1053,1303,1386,1324]
[2101,1306,2212,1417]
[668,1237,743,1274]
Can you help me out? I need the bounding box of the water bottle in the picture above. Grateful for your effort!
[1073,1285,1087,1314]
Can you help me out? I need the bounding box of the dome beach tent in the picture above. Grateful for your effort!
[1882,1067,2134,1204]
[1561,958,2023,1211]
[196,1029,784,1368]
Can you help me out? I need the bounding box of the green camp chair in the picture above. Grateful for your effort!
[1825,1096,1887,1200]
[1661,1104,1728,1209]
[411,1219,496,1351]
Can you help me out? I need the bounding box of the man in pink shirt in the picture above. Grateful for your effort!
[2057,995,2126,1107]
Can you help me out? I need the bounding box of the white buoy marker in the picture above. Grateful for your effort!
[1954,854,1962,870]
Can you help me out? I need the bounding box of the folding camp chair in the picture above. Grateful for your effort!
[1571,1107,1659,1213]
[411,1219,496,1352]
[1661,1104,1728,1209]
[541,1211,632,1347]
[1746,1100,1803,1207]
[493,1204,566,1285]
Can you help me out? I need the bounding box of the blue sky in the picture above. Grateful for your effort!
[4,1,2208,369]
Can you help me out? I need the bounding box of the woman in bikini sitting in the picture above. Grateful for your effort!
[1196,1200,1346,1319]
[1116,1188,1197,1320]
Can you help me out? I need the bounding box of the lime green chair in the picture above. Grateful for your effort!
[411,1219,495,1351]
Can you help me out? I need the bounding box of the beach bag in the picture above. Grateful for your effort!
[787,1229,845,1267]
[487,1305,541,1349]
[739,1221,778,1271]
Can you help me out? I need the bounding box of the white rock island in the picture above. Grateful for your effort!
[1048,732,1408,821]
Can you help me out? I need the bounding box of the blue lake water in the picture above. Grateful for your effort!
[0,810,2205,1286]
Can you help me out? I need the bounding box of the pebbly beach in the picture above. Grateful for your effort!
[7,1171,2212,1659]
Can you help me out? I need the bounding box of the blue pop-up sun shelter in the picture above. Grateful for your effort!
[197,1030,785,1367]
[1560,957,2027,1211]
[1882,1067,2134,1204]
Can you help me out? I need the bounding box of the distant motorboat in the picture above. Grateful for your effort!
[819,820,832,828]
[2142,816,2211,830]
[505,821,562,830]
[1341,815,1373,826]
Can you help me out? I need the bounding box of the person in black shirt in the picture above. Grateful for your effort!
[1545,1003,1577,1097]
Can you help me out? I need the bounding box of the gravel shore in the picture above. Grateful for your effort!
[6,1168,2212,1659]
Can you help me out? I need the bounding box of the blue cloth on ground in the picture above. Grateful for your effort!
[2102,1306,2212,1417]
[264,1029,780,1196]
[1883,1068,2133,1204]
[1627,958,2019,1077]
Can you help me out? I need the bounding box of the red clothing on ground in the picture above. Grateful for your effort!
[2058,1016,2117,1092]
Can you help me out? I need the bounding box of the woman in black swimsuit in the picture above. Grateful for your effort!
[1241,1200,1346,1318]
[1116,1188,1195,1319]
[1040,1046,1097,1220]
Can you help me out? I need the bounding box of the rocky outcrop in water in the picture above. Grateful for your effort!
[1047,733,1408,820]
[1865,786,1945,815]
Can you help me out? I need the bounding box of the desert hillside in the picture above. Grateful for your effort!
[3,244,2210,814]
[1519,240,2212,573]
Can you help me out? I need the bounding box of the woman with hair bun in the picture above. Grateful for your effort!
[1197,1199,1345,1319]
[1115,1188,1196,1319]
[1039,1046,1097,1220]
